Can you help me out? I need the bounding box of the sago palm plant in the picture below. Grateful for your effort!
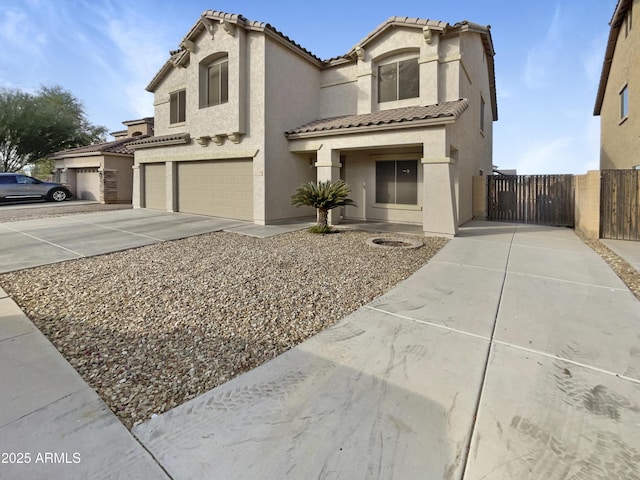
[291,179,356,233]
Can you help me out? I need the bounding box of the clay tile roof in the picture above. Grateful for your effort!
[286,99,469,137]
[51,136,150,158]
[128,132,190,148]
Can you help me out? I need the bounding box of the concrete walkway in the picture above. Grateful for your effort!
[1,220,639,479]
[602,238,640,272]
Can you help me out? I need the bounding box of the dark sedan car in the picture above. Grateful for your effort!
[0,173,72,202]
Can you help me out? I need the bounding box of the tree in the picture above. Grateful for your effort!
[291,179,356,233]
[0,86,107,172]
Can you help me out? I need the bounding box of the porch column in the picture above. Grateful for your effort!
[422,157,458,237]
[132,164,142,209]
[315,147,342,225]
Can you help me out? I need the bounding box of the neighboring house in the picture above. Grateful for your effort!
[52,118,154,203]
[594,0,639,170]
[131,11,497,236]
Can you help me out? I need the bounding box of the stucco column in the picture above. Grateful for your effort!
[315,147,342,225]
[132,165,142,209]
[165,161,177,212]
[422,157,458,237]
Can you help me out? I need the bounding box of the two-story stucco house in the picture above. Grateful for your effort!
[131,11,497,237]
[595,0,639,170]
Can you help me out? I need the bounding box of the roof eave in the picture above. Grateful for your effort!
[285,115,458,140]
[594,0,631,115]
[129,134,191,149]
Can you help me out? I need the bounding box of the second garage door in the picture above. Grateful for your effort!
[75,168,100,201]
[178,159,253,220]
[144,163,166,210]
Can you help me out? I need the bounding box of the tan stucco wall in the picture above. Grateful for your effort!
[55,154,134,203]
[575,170,601,239]
[263,37,319,222]
[600,0,640,169]
[442,32,493,225]
[103,155,134,203]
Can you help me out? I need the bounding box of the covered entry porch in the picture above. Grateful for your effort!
[288,129,460,237]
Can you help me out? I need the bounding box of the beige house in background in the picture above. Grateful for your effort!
[131,11,497,236]
[52,118,154,203]
[594,0,639,170]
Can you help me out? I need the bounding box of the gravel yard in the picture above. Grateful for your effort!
[0,229,448,429]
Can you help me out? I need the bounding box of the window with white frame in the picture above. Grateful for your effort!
[375,160,418,205]
[199,54,228,108]
[169,89,186,124]
[378,58,420,103]
[621,84,629,120]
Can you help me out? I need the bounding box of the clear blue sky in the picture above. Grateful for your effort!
[0,0,617,174]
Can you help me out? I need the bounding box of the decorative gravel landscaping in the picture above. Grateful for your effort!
[0,229,448,429]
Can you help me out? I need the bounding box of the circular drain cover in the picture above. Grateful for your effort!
[366,236,423,249]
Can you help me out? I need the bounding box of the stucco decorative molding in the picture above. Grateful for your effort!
[201,16,217,39]
[180,39,195,52]
[355,46,365,61]
[212,135,225,146]
[221,19,236,37]
[196,136,211,147]
[421,157,453,164]
[423,27,433,44]
[228,132,242,144]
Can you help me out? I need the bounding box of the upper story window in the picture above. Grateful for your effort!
[620,84,629,120]
[199,54,229,108]
[170,89,186,124]
[207,57,228,106]
[378,58,419,103]
[480,97,486,132]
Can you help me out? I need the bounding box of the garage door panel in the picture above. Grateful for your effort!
[144,163,166,210]
[76,168,100,201]
[178,160,253,221]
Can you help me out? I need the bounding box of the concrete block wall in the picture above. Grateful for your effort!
[472,175,487,219]
[575,170,601,239]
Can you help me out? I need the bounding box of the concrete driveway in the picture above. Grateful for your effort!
[0,209,314,274]
[131,221,640,479]
[2,220,639,479]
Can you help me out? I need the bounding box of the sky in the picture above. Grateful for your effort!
[0,0,618,174]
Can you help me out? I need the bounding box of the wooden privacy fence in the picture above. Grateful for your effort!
[600,169,640,240]
[488,175,575,227]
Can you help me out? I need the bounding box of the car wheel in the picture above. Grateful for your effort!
[48,188,68,202]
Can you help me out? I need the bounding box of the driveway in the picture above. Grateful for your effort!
[131,221,640,479]
[0,209,314,274]
[2,220,639,479]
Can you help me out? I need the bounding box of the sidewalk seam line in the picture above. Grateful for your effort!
[459,223,516,480]
[68,218,164,242]
[0,223,85,258]
[510,271,627,291]
[364,306,491,342]
[0,387,89,430]
[493,341,640,385]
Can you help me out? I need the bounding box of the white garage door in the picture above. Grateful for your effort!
[144,163,166,210]
[75,168,100,201]
[178,159,253,220]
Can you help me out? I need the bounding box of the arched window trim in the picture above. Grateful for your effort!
[199,52,229,108]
